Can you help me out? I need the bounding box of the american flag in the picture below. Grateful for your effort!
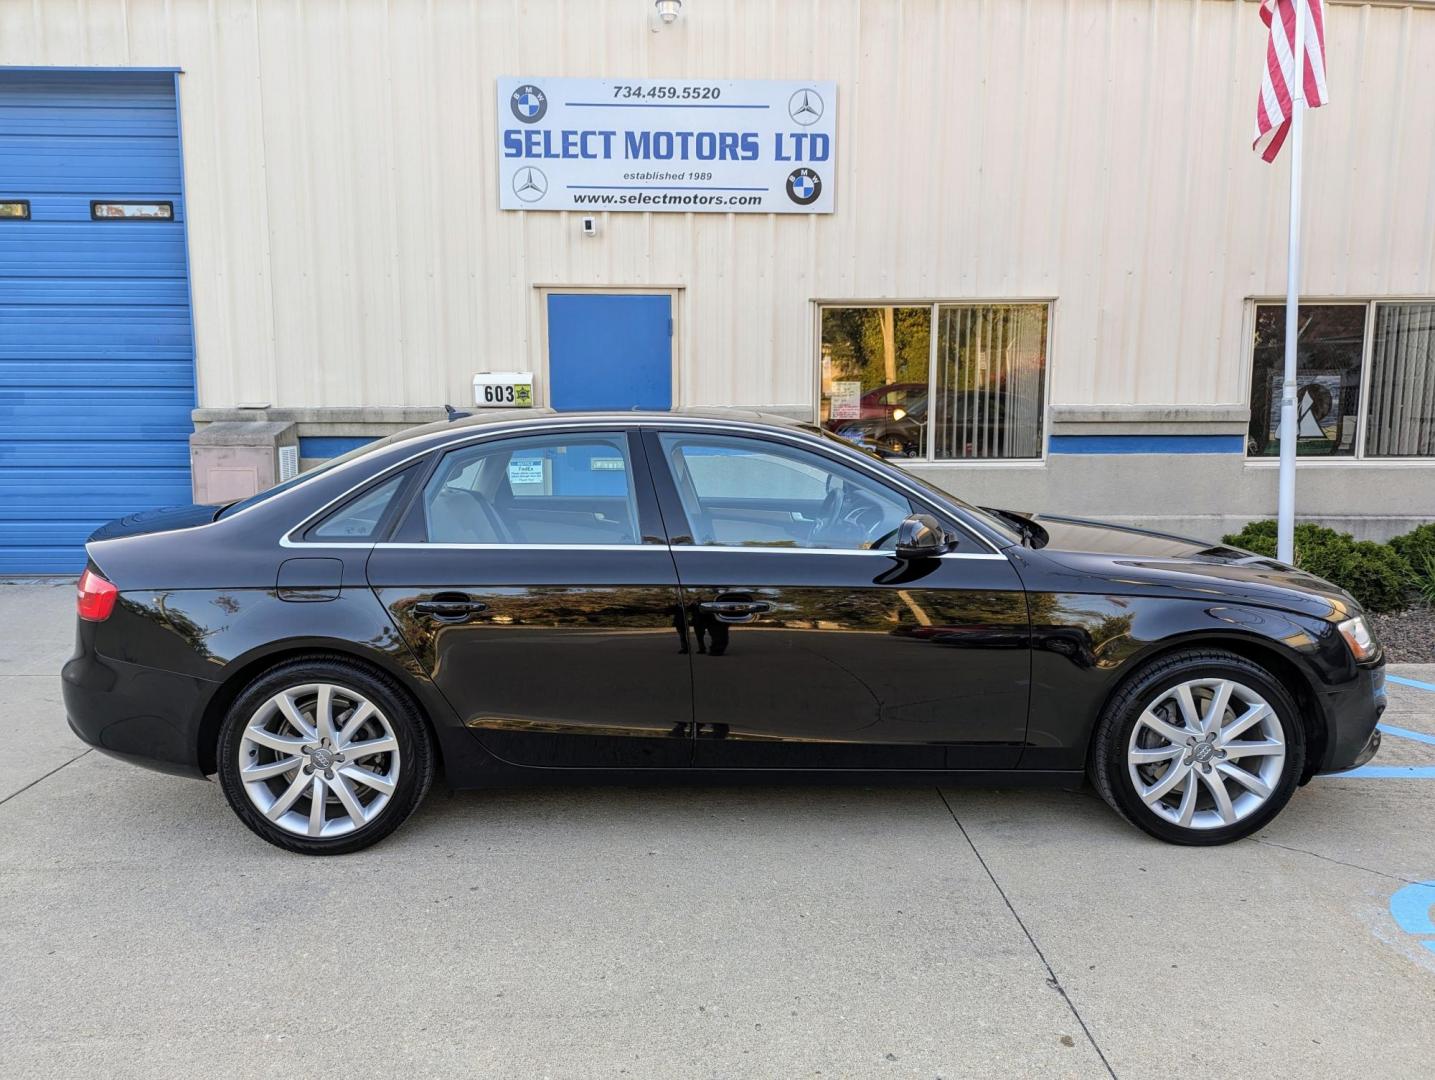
[1253,0,1329,163]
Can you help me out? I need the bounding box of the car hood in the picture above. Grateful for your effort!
[87,504,221,544]
[991,510,1357,620]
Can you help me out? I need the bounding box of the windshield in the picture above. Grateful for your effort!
[216,433,405,518]
[819,428,1022,545]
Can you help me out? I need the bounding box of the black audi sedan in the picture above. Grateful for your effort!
[63,409,1385,854]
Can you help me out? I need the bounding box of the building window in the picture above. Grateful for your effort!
[934,305,1048,459]
[818,303,1049,461]
[1367,303,1435,457]
[90,201,173,220]
[1248,304,1366,457]
[1246,301,1435,459]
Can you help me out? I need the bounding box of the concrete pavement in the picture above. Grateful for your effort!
[2,582,1432,1078]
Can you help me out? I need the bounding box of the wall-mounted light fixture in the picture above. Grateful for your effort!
[655,0,682,25]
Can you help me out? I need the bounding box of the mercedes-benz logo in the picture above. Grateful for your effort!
[512,166,548,203]
[785,167,822,206]
[510,84,547,124]
[787,88,824,126]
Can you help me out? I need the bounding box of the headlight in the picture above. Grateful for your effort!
[1337,615,1378,661]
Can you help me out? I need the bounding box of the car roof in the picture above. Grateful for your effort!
[393,406,818,444]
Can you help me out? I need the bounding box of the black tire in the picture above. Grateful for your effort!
[217,657,435,855]
[1089,649,1306,846]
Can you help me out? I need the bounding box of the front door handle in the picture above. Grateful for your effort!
[414,594,488,623]
[698,599,772,623]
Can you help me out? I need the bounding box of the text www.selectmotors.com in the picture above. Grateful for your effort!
[571,192,764,206]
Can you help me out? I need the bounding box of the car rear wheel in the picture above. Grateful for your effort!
[217,658,435,854]
[1089,650,1306,845]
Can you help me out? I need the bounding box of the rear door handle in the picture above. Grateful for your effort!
[698,599,772,623]
[414,594,488,622]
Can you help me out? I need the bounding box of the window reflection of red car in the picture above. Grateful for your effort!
[828,395,928,457]
[848,382,926,420]
[827,389,1023,460]
[824,382,929,457]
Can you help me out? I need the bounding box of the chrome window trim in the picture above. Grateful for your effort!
[379,542,647,552]
[279,539,1006,560]
[667,546,1009,560]
[271,415,1010,555]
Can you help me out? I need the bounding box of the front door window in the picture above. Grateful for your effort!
[656,432,912,551]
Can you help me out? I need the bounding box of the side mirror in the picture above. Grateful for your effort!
[894,513,951,560]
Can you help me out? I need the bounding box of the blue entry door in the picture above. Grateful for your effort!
[546,293,672,411]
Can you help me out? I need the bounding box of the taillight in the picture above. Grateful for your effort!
[76,568,119,622]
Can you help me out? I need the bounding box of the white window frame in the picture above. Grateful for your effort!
[811,299,1055,466]
[1243,296,1435,465]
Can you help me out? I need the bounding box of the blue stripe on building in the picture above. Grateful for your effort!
[0,69,196,574]
[298,436,378,460]
[1047,435,1245,455]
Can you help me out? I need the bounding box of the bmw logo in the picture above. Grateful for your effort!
[785,168,822,206]
[510,84,547,124]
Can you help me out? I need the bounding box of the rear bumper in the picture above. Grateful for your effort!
[1313,662,1387,776]
[62,646,216,779]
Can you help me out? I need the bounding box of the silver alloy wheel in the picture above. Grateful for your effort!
[237,683,401,839]
[1126,677,1286,830]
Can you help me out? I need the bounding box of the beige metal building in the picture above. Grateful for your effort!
[3,0,1434,572]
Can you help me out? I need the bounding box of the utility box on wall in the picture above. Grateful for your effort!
[189,421,299,505]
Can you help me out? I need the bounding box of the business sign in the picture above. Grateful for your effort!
[829,380,862,420]
[498,77,836,214]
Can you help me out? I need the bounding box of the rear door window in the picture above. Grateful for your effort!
[418,433,639,545]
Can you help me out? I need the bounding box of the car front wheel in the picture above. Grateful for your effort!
[217,658,435,854]
[1089,650,1306,845]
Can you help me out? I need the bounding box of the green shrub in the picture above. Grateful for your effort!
[1224,519,1278,547]
[1388,523,1435,574]
[1221,521,1411,612]
[1412,552,1435,608]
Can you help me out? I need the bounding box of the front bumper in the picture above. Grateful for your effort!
[62,646,217,779]
[1312,662,1387,776]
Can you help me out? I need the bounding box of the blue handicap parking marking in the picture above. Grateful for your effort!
[1374,721,1435,747]
[1340,764,1435,778]
[1387,673,1435,693]
[1389,881,1435,956]
[1328,671,1435,778]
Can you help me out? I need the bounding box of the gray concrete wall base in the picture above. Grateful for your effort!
[905,455,1435,543]
[1048,403,1252,437]
[193,407,448,425]
[192,406,448,442]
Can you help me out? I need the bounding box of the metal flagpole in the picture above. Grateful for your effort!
[1277,0,1308,565]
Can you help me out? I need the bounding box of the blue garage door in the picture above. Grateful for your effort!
[0,69,196,575]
